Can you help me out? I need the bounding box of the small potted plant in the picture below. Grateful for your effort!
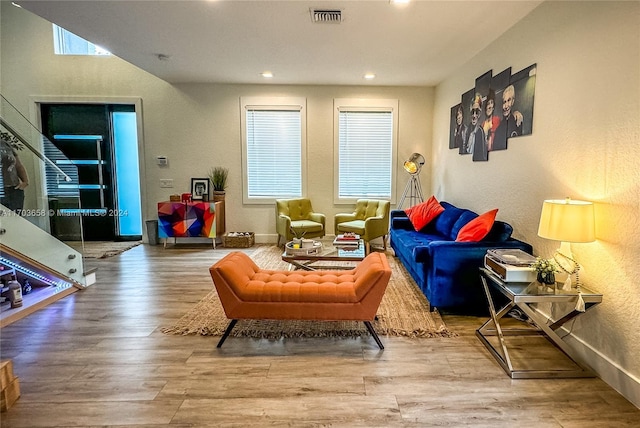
[208,167,228,202]
[532,257,558,286]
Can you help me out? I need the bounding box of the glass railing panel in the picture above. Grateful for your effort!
[0,94,86,288]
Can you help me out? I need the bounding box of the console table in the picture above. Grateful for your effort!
[477,268,602,379]
[157,201,225,248]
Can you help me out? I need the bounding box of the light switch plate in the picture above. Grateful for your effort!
[160,179,174,188]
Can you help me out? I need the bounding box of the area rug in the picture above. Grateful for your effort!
[162,245,456,339]
[65,241,142,258]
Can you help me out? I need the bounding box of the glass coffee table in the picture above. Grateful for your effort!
[281,240,365,271]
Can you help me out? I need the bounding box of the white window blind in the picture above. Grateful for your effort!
[337,108,394,200]
[244,104,304,201]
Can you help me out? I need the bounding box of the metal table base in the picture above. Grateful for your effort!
[477,269,602,379]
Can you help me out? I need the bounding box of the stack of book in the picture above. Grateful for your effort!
[333,233,360,247]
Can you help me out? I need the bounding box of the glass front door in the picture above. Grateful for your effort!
[40,103,141,241]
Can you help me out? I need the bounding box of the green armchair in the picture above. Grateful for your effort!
[334,199,391,254]
[276,198,326,246]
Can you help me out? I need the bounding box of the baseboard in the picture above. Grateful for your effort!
[559,325,640,409]
[254,234,278,245]
[255,234,386,246]
[535,307,640,409]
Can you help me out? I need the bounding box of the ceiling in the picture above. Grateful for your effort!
[16,0,543,86]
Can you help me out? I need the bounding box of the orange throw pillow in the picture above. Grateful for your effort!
[456,209,498,242]
[405,196,445,231]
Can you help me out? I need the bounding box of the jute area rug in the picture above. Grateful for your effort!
[65,241,142,259]
[162,245,456,339]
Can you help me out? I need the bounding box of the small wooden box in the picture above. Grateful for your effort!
[1,360,20,412]
[1,377,20,412]
[1,361,14,391]
[222,232,255,248]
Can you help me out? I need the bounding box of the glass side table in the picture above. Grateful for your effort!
[477,268,603,379]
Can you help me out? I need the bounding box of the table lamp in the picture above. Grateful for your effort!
[398,153,425,208]
[537,197,595,291]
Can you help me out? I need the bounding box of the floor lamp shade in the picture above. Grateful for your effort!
[537,199,595,243]
[403,153,425,175]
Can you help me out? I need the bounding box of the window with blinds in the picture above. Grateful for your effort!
[241,97,307,204]
[334,99,398,203]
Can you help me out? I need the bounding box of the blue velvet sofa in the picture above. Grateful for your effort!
[390,202,533,313]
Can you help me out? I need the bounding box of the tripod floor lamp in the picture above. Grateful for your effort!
[398,153,425,209]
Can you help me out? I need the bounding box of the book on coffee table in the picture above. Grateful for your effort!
[333,234,360,247]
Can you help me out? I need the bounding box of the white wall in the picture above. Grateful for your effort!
[1,3,433,243]
[150,83,432,240]
[432,1,640,407]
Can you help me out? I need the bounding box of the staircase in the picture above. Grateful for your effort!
[1,95,94,327]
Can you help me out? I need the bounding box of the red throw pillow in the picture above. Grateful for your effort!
[405,196,445,231]
[456,209,498,242]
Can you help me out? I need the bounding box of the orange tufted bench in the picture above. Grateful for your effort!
[209,251,392,349]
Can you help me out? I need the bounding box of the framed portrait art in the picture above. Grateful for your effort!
[190,178,209,201]
[448,63,536,162]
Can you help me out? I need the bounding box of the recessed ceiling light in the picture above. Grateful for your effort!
[261,71,273,78]
[390,0,410,4]
[364,73,376,80]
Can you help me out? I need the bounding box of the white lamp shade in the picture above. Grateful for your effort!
[537,199,595,243]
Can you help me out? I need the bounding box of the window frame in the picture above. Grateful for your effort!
[333,98,398,205]
[240,97,307,205]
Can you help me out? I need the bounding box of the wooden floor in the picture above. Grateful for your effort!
[1,244,638,427]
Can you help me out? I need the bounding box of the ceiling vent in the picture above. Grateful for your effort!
[310,9,342,24]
